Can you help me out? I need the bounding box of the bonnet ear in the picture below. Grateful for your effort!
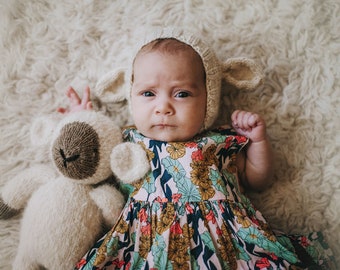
[222,57,264,91]
[94,69,128,102]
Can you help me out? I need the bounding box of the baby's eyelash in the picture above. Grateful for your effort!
[175,91,190,98]
[141,91,155,97]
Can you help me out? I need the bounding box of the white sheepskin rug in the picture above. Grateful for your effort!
[0,0,339,268]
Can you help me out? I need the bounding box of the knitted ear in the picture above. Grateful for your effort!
[222,58,264,91]
[95,69,128,102]
[30,114,61,146]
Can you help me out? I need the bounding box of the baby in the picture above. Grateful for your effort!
[59,30,335,269]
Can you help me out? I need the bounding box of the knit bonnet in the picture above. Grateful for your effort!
[129,28,222,131]
[95,28,264,131]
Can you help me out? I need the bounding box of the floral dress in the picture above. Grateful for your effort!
[75,126,336,270]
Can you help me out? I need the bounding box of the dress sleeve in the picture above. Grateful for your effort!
[213,126,249,153]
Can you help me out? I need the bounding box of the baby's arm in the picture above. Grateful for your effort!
[231,110,274,191]
[57,86,93,113]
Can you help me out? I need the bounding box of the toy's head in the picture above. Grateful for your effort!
[31,111,122,185]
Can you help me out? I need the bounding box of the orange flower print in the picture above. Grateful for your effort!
[170,221,183,235]
[250,216,260,226]
[206,210,217,224]
[192,149,204,161]
[216,227,223,236]
[224,137,233,149]
[255,257,271,268]
[300,236,309,247]
[185,141,197,148]
[113,258,125,268]
[156,196,168,203]
[235,135,247,144]
[76,259,86,268]
[269,253,278,260]
[141,223,151,235]
[172,193,182,203]
[185,203,194,214]
[218,201,225,213]
[139,208,148,222]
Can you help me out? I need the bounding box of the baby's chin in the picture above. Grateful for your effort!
[142,129,196,143]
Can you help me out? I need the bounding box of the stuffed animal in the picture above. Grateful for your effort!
[0,110,150,270]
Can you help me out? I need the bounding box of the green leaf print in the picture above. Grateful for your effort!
[131,252,146,270]
[162,156,201,202]
[177,178,201,202]
[305,245,319,262]
[237,227,266,246]
[237,227,298,263]
[151,234,172,270]
[200,231,216,252]
[131,231,136,243]
[206,132,226,144]
[142,175,156,194]
[232,238,251,261]
[190,256,200,270]
[81,255,97,270]
[106,236,119,257]
[276,235,295,253]
[210,168,227,194]
[162,157,186,182]
[176,202,186,216]
[222,170,237,187]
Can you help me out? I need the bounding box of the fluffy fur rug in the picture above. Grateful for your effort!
[0,0,339,268]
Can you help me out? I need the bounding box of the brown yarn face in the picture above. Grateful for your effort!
[52,122,100,180]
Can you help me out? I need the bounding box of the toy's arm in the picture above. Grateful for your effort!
[110,142,150,184]
[90,184,125,227]
[0,164,56,219]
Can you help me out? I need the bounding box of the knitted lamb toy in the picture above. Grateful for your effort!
[0,110,150,270]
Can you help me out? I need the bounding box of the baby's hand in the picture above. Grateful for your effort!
[231,110,267,143]
[57,86,93,114]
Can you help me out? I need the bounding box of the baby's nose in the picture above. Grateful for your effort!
[155,99,174,115]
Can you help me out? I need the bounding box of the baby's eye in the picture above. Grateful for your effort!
[175,91,189,98]
[142,91,154,97]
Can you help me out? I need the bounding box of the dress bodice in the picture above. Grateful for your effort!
[122,126,248,203]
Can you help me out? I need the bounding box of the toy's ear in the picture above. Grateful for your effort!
[222,58,264,91]
[95,69,128,102]
[30,114,61,146]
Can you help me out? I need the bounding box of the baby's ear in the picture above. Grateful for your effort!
[222,57,264,91]
[95,69,128,102]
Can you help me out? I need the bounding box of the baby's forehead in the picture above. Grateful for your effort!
[134,38,203,63]
[138,38,195,54]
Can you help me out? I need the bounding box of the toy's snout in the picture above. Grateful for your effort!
[52,121,100,180]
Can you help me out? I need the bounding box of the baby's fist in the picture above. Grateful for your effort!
[231,110,267,143]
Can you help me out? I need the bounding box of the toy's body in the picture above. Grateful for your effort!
[13,174,122,269]
[0,111,150,270]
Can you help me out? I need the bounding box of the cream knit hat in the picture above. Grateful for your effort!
[95,28,264,131]
[130,28,222,131]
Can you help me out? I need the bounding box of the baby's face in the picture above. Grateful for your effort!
[131,49,206,142]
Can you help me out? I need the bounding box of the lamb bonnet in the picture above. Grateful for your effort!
[129,28,222,131]
[95,28,264,131]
